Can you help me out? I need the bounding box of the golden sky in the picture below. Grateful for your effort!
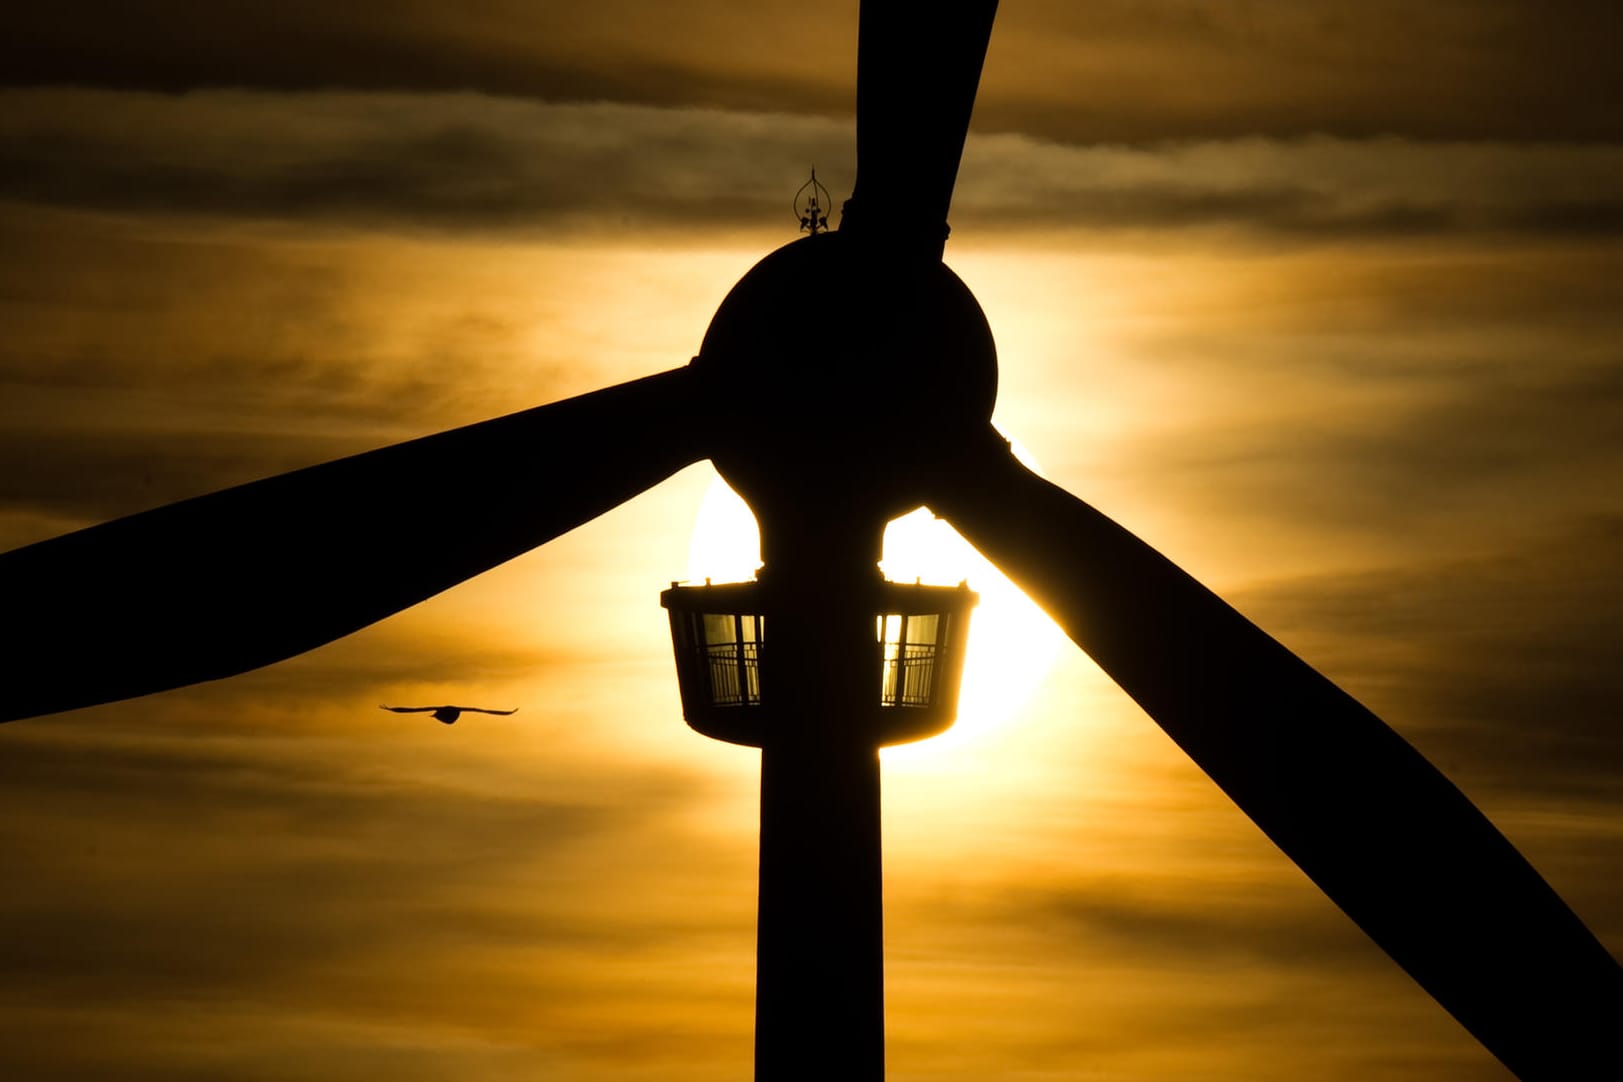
[2,3,1620,1079]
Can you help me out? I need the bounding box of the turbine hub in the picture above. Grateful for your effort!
[695,231,997,540]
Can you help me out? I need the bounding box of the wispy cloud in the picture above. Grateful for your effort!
[6,2,1620,143]
[0,90,850,238]
[1237,519,1623,812]
[4,90,1623,241]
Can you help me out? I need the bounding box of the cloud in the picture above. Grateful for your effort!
[1237,519,1623,811]
[981,0,1623,144]
[0,425,377,524]
[0,692,755,1079]
[1129,350,1623,560]
[4,89,1623,244]
[0,1,858,119]
[1027,881,1392,978]
[884,863,1507,1079]
[0,199,737,535]
[0,90,851,238]
[983,234,1623,594]
[5,2,1621,143]
[955,134,1623,238]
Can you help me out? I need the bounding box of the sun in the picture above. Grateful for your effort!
[684,450,1065,751]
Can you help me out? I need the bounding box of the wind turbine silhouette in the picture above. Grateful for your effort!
[1,3,1618,1080]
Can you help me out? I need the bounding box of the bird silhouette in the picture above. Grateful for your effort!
[379,705,518,725]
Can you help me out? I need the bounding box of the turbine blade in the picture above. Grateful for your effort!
[929,432,1623,1081]
[2,366,708,723]
[844,0,999,257]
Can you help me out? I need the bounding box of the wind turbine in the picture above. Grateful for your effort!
[2,3,1618,1080]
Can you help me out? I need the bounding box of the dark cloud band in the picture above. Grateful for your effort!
[4,90,1623,240]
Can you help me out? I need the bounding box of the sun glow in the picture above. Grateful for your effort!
[684,455,1065,751]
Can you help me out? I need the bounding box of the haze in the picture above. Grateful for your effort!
[1,3,1619,1079]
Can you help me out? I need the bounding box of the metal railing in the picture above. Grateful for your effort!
[705,642,762,707]
[881,644,938,708]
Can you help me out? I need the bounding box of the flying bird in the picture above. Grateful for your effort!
[379,705,518,725]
